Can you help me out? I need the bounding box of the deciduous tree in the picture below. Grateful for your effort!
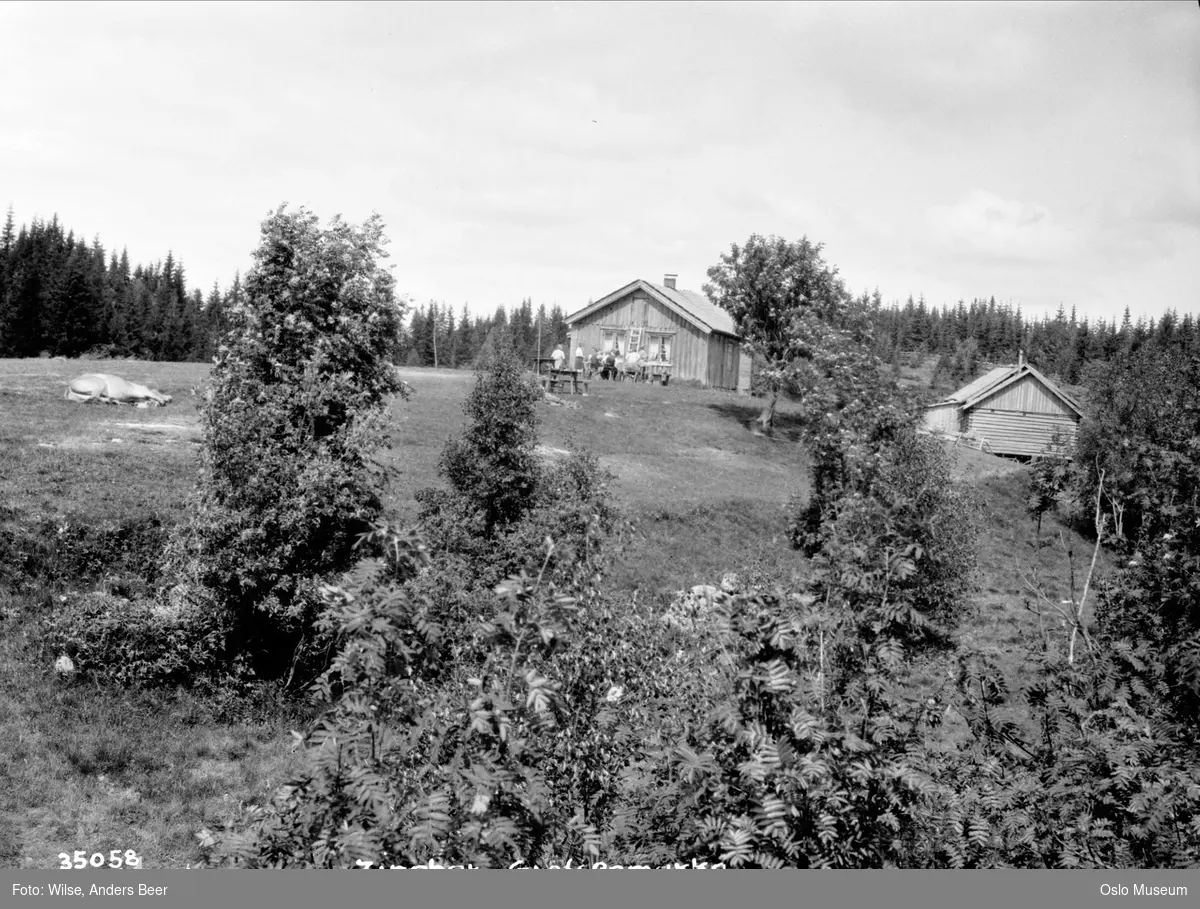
[163,205,407,681]
[704,234,850,431]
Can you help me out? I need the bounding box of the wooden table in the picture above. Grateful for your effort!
[638,362,673,386]
[547,368,588,395]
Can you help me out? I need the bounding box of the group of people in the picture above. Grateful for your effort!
[548,341,665,381]
[590,345,633,381]
[548,344,617,378]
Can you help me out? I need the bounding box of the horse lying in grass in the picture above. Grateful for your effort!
[65,374,173,408]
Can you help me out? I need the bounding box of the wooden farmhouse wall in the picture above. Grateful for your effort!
[964,373,1080,457]
[706,333,742,390]
[568,287,740,388]
[736,350,753,394]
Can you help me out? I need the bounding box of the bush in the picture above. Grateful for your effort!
[1070,350,1200,727]
[162,206,407,682]
[416,344,622,591]
[435,348,542,536]
[198,526,588,868]
[38,592,242,690]
[785,321,978,646]
[1070,349,1199,546]
[0,514,168,591]
[1026,431,1072,542]
[817,427,980,645]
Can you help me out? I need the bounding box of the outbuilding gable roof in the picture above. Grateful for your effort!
[931,363,1083,419]
[565,279,739,337]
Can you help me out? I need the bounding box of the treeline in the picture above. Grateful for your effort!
[0,208,237,361]
[9,205,1194,384]
[864,292,1200,385]
[0,207,572,368]
[396,298,570,369]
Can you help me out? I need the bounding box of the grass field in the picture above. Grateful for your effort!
[0,357,1104,868]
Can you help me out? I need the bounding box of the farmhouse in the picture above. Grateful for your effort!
[923,354,1083,458]
[565,275,750,391]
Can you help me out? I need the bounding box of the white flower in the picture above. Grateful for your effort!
[605,685,624,703]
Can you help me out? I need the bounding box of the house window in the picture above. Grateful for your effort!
[646,333,672,362]
[600,330,627,356]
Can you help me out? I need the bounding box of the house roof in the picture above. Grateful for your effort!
[565,278,739,337]
[942,366,1013,405]
[931,363,1084,418]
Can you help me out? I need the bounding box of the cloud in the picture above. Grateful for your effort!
[928,190,1078,263]
[0,128,61,157]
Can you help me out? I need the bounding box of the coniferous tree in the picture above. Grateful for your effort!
[0,209,263,360]
[200,282,226,361]
[457,303,474,367]
[2,225,42,356]
[511,297,533,363]
[548,304,566,351]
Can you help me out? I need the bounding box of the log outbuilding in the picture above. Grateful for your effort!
[922,354,1083,457]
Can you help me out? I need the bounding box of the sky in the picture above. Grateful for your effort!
[2,0,1197,325]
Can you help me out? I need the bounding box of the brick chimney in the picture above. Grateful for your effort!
[663,273,677,289]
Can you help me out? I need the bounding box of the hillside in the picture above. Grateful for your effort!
[0,358,1103,868]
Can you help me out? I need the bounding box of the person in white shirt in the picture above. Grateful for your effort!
[575,345,584,370]
[551,345,565,369]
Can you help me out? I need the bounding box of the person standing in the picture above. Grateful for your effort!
[575,344,584,371]
[551,345,565,369]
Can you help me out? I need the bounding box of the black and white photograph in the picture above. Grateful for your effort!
[0,0,1197,897]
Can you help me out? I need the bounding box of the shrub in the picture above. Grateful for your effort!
[0,515,168,592]
[435,348,542,536]
[1071,350,1200,727]
[198,526,588,868]
[416,343,622,592]
[1070,349,1199,546]
[162,206,407,682]
[908,641,1200,868]
[1026,431,1072,543]
[682,592,938,868]
[816,427,980,645]
[38,592,241,690]
[785,318,978,646]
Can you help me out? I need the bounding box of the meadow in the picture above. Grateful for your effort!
[0,357,1102,868]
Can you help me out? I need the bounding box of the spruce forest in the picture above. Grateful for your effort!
[2,208,1197,376]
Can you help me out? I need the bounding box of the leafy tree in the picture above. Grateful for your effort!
[780,302,978,646]
[1080,350,1200,727]
[1071,348,1196,545]
[704,234,850,431]
[163,205,407,681]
